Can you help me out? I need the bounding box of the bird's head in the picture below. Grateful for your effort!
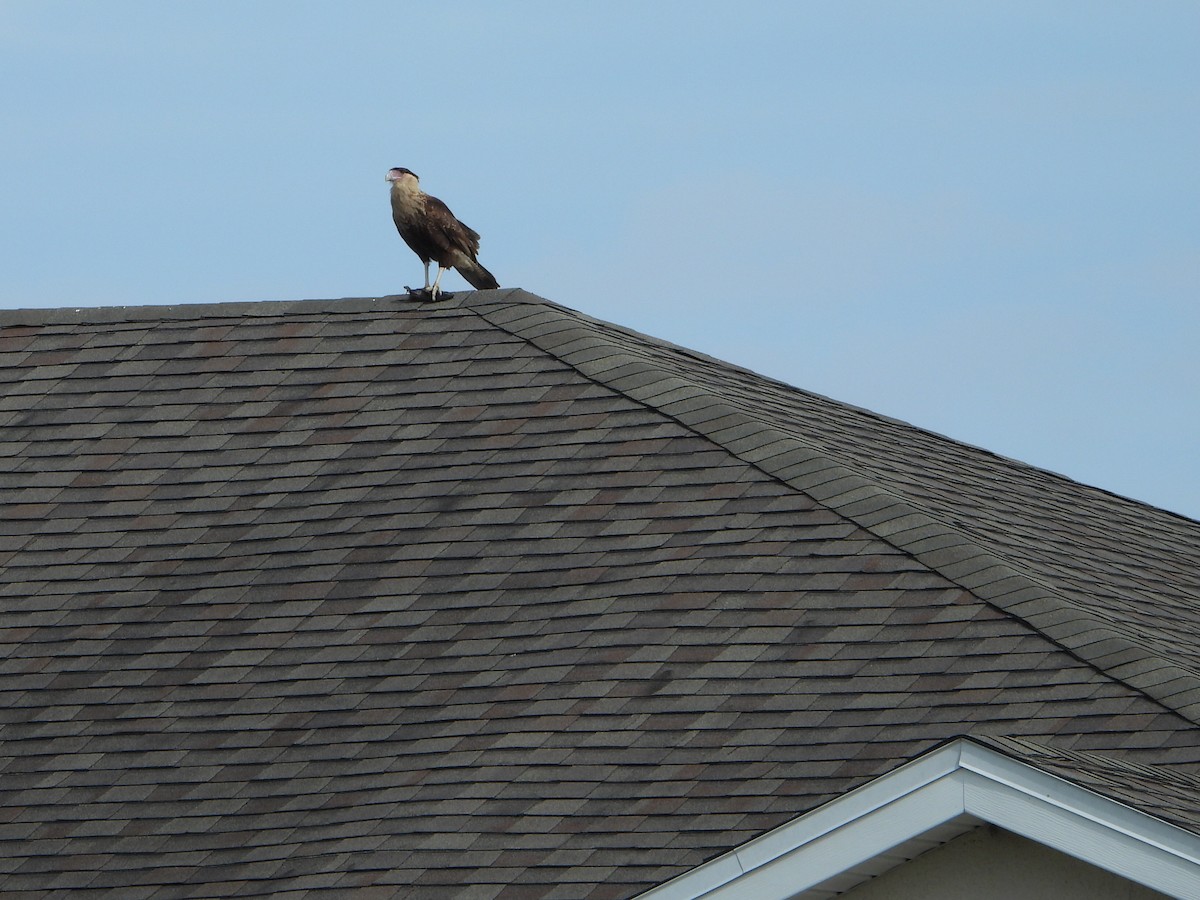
[386,167,419,190]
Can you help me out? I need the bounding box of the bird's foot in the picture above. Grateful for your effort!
[404,286,445,302]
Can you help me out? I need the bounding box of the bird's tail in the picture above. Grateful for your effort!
[456,259,499,291]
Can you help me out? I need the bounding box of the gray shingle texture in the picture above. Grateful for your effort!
[2,289,1200,898]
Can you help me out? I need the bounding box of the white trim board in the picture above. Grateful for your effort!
[637,738,1200,900]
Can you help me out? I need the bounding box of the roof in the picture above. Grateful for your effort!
[3,289,1200,898]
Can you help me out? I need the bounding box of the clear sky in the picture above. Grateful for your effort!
[3,1,1198,519]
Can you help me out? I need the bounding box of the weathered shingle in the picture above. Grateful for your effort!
[2,289,1199,898]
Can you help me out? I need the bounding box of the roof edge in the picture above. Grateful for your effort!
[473,291,1200,726]
[635,736,1200,900]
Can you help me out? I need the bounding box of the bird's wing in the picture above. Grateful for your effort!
[424,196,482,259]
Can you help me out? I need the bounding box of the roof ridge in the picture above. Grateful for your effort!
[474,291,1200,727]
[475,293,1200,530]
[0,289,521,327]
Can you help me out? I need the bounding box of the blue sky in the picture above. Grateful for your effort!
[3,1,1198,518]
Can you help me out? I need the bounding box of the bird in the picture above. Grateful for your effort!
[386,167,499,301]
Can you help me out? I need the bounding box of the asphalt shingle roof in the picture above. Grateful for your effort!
[2,289,1199,898]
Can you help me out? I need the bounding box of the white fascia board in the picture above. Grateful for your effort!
[956,743,1200,899]
[637,739,1200,900]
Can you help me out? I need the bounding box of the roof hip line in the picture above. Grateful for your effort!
[472,290,1200,729]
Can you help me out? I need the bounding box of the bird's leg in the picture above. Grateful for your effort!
[429,265,448,301]
[405,261,436,300]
